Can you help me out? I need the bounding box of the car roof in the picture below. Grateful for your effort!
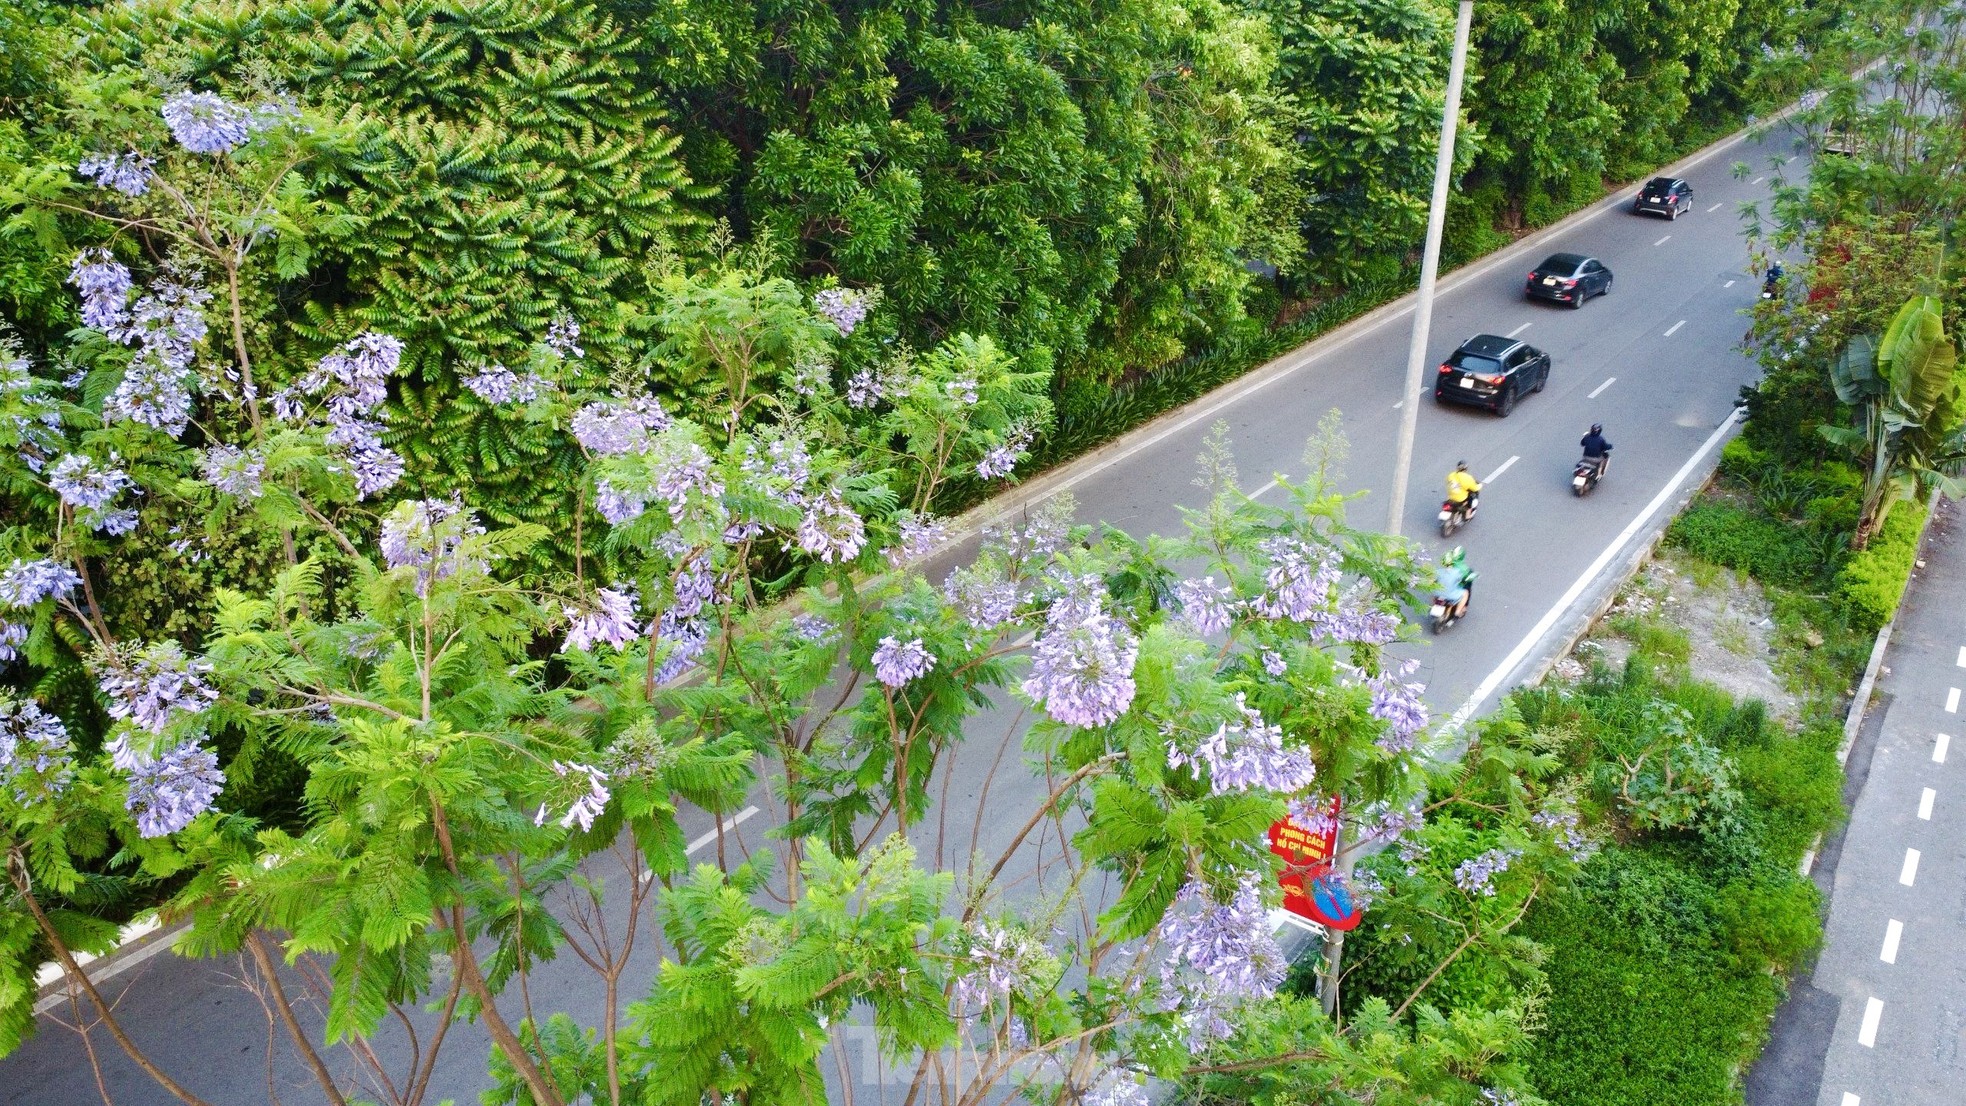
[1645,176,1683,189]
[1538,252,1589,269]
[1457,334,1520,357]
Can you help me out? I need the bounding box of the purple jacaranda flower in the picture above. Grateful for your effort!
[161,91,255,154]
[790,612,837,644]
[594,479,646,525]
[871,635,934,687]
[946,376,979,405]
[1022,583,1138,728]
[78,151,155,197]
[1261,650,1288,677]
[1250,536,1340,622]
[563,586,645,652]
[104,356,195,438]
[124,738,224,837]
[347,444,405,499]
[0,696,74,800]
[1086,1071,1148,1106]
[1370,803,1424,844]
[1533,808,1595,863]
[48,453,136,531]
[378,498,483,594]
[845,367,884,409]
[1345,868,1386,911]
[1287,794,1341,838]
[813,287,870,335]
[201,444,266,499]
[1479,1089,1523,1106]
[0,621,25,663]
[1367,661,1429,754]
[944,567,1020,633]
[1167,693,1316,795]
[1453,847,1521,897]
[96,642,217,734]
[653,613,709,685]
[544,314,585,359]
[1156,876,1286,1043]
[287,332,406,496]
[68,249,133,333]
[789,355,830,399]
[0,559,82,609]
[1311,592,1401,645]
[796,488,867,563]
[649,435,721,522]
[953,921,1047,1011]
[463,363,550,405]
[886,514,947,566]
[534,760,610,832]
[976,423,1035,480]
[1175,576,1235,636]
[572,396,669,455]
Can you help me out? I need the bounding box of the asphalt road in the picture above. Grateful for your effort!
[1809,499,1966,1106]
[4,122,1810,1105]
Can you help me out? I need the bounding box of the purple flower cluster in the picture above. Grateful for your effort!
[0,559,82,609]
[161,91,255,155]
[1479,1088,1523,1106]
[845,367,885,409]
[653,615,709,685]
[49,453,138,534]
[1369,803,1424,843]
[1453,847,1522,897]
[1156,877,1286,1042]
[594,479,646,526]
[649,436,721,522]
[1175,576,1236,636]
[953,921,1046,1010]
[201,444,266,499]
[1533,808,1594,863]
[1167,693,1317,795]
[886,514,947,566]
[790,612,837,643]
[871,635,935,687]
[1086,1071,1148,1106]
[281,333,406,498]
[1346,867,1386,911]
[124,738,225,837]
[0,697,74,800]
[3,352,65,474]
[1367,662,1429,754]
[976,423,1035,480]
[534,760,611,832]
[1311,601,1401,645]
[68,250,132,333]
[1021,585,1139,728]
[943,567,1020,633]
[572,396,669,455]
[1261,649,1288,676]
[97,642,218,734]
[78,151,155,197]
[796,488,867,563]
[379,498,484,594]
[544,315,585,359]
[946,376,979,405]
[813,287,870,335]
[563,586,645,653]
[463,364,550,405]
[1250,537,1340,622]
[0,621,25,664]
[1286,794,1342,838]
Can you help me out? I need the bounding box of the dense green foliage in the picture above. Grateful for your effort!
[1838,495,1929,629]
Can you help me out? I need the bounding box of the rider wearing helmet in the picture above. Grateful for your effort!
[1434,547,1475,618]
[1580,423,1613,477]
[1445,460,1482,517]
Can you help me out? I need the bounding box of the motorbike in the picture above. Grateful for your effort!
[1438,497,1474,537]
[1761,272,1782,300]
[1429,574,1476,634]
[1573,454,1607,496]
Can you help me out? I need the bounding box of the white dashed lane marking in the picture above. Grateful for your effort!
[1920,787,1936,819]
[1901,848,1921,887]
[1753,176,1766,185]
[1506,321,1533,338]
[1881,919,1903,964]
[1842,1094,1861,1106]
[1859,997,1885,1047]
[1664,320,1687,337]
[1948,687,1960,713]
[686,806,758,855]
[1654,234,1672,246]
[1589,377,1617,399]
[1956,644,1964,667]
[1709,202,1725,212]
[1724,279,1736,288]
[1935,733,1950,763]
[1482,456,1519,484]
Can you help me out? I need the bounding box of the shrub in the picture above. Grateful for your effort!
[1667,501,1824,588]
[1719,877,1824,972]
[1837,497,1929,630]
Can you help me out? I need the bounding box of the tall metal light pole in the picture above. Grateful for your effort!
[1323,0,1476,1020]
[1385,0,1475,538]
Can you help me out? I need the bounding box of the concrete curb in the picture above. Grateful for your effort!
[31,912,182,1013]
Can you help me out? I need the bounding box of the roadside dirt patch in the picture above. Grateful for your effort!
[1556,550,1799,722]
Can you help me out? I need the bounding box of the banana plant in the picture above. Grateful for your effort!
[1821,294,1966,547]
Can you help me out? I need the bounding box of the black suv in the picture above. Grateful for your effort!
[1435,334,1551,418]
[1634,176,1693,219]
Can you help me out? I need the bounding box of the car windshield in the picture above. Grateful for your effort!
[1450,353,1502,373]
[1539,254,1584,272]
[1643,179,1673,195]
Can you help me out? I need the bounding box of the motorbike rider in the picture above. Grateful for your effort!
[1762,261,1784,296]
[1580,423,1613,478]
[1445,460,1482,519]
[1434,547,1475,619]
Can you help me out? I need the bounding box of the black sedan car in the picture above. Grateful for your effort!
[1434,334,1551,418]
[1634,176,1694,218]
[1524,252,1612,308]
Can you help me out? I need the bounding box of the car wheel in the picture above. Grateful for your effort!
[1495,387,1516,417]
[1571,289,1585,309]
[1602,276,1613,296]
[1532,368,1547,393]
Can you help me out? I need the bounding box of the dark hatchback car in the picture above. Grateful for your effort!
[1634,175,1694,218]
[1435,334,1551,418]
[1524,252,1613,308]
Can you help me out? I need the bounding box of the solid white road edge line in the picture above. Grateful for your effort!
[1588,377,1617,399]
[1482,456,1519,484]
[1858,997,1884,1047]
[1881,919,1903,964]
[1447,409,1743,731]
[1664,320,1687,337]
[1900,848,1920,886]
[1920,787,1936,819]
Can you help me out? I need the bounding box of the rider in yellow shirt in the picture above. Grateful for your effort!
[1446,460,1481,518]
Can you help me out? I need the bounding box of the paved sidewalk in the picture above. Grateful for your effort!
[1798,498,1965,1106]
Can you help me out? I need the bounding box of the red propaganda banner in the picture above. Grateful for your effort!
[1268,798,1362,931]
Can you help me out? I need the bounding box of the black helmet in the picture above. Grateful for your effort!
[1589,423,1603,434]
[1455,459,1468,471]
